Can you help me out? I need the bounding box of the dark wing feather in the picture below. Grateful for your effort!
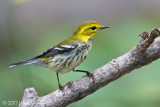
[33,44,78,59]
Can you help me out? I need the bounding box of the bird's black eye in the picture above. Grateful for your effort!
[90,26,97,30]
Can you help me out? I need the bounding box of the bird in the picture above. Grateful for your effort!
[8,21,109,90]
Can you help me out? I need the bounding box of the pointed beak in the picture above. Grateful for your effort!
[100,25,109,30]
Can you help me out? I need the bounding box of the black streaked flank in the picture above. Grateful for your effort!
[81,55,83,60]
[76,55,80,61]
[63,57,71,67]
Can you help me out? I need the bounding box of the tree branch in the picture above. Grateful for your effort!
[19,28,160,107]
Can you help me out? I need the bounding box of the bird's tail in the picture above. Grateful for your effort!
[8,59,36,68]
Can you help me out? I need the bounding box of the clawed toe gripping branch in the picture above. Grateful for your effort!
[19,28,160,107]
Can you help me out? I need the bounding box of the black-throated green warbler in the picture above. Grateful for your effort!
[9,21,109,90]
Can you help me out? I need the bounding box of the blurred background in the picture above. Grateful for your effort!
[0,0,160,107]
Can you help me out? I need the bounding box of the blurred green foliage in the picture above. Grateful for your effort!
[0,0,160,107]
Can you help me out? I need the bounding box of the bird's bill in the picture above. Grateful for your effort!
[100,25,109,30]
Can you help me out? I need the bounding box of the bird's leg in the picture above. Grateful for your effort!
[56,73,64,91]
[72,68,95,82]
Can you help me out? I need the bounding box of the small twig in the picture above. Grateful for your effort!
[134,28,160,56]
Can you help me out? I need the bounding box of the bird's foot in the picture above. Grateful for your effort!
[59,85,64,91]
[86,72,95,83]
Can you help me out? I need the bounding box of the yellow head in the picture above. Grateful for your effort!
[57,21,109,46]
[73,21,109,42]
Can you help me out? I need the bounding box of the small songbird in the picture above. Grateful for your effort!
[9,21,109,90]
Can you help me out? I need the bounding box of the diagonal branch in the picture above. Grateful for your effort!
[19,28,160,107]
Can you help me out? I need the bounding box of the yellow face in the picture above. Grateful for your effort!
[73,21,109,42]
[57,21,109,46]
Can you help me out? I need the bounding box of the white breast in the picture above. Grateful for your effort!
[50,42,92,74]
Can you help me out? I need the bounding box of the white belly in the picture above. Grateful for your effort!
[49,43,92,73]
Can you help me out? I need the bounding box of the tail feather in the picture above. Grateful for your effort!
[8,59,36,68]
